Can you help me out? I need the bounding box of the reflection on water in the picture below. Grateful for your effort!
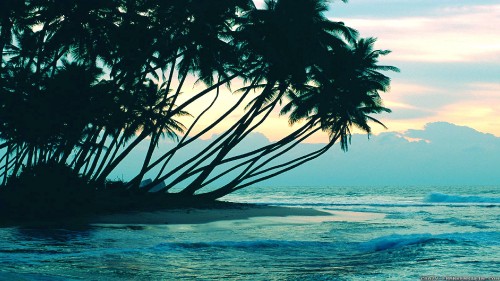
[1,185,499,280]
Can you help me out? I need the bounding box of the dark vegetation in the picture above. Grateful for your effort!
[0,0,398,221]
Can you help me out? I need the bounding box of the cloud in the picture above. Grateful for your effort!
[434,101,500,136]
[391,82,500,135]
[192,2,500,140]
[265,122,500,186]
[466,83,500,98]
[323,2,500,137]
[252,0,266,9]
[332,5,500,63]
[370,57,500,137]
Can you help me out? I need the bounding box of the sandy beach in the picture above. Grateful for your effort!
[92,204,333,225]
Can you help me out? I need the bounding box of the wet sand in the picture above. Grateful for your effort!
[92,204,333,225]
[91,203,388,225]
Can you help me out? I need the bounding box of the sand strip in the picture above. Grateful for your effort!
[92,204,331,225]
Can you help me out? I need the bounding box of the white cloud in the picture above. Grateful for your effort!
[334,5,500,62]
[327,4,500,137]
[378,81,500,137]
[252,0,266,9]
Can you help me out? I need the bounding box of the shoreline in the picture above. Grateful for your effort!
[92,203,332,225]
[0,202,333,227]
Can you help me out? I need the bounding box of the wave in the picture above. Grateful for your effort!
[359,233,438,252]
[424,192,500,203]
[237,202,497,210]
[243,201,432,208]
[153,232,499,253]
[359,231,500,252]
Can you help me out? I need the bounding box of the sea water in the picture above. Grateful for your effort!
[0,185,498,280]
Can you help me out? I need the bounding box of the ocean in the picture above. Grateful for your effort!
[1,185,499,280]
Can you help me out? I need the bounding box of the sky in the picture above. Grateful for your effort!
[140,0,500,187]
[110,1,500,186]
[114,122,500,186]
[252,0,500,138]
[255,122,500,186]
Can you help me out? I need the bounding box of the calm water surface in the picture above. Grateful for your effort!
[0,185,499,280]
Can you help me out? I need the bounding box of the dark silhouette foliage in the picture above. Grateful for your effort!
[0,0,398,220]
[0,162,94,220]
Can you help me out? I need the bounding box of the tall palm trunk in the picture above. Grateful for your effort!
[198,133,339,201]
[179,81,276,196]
[91,131,122,182]
[74,127,102,172]
[84,131,110,179]
[94,129,150,184]
[97,73,238,185]
[1,144,12,185]
[138,77,259,192]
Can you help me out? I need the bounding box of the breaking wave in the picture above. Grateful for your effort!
[359,232,499,252]
[424,193,500,203]
[153,232,499,254]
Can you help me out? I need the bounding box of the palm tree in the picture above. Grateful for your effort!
[189,38,398,200]
[282,37,398,149]
[218,37,399,193]
[236,0,355,87]
[123,79,190,189]
[0,0,27,76]
[97,0,255,189]
[1,0,399,213]
[177,0,359,196]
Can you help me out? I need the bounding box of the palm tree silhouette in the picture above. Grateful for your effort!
[1,0,398,214]
[282,37,398,149]
[177,0,361,197]
[0,0,27,73]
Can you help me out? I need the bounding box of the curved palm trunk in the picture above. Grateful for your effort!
[1,144,12,185]
[179,81,277,196]
[74,127,102,172]
[90,131,123,182]
[12,145,29,176]
[151,83,221,184]
[135,76,261,192]
[0,142,11,151]
[195,120,317,189]
[95,130,150,184]
[198,134,338,201]
[96,73,240,185]
[154,98,272,192]
[128,70,188,189]
[84,131,110,179]
[129,132,160,189]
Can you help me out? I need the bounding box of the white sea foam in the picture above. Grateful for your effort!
[424,192,500,203]
[359,232,499,252]
[359,233,435,251]
[153,231,500,254]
